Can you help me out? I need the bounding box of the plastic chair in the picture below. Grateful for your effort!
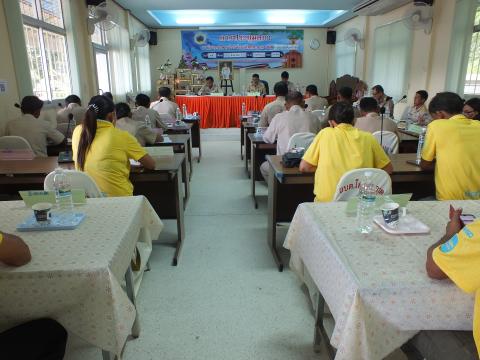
[0,136,33,151]
[333,168,392,201]
[372,131,399,155]
[44,170,104,198]
[287,132,316,151]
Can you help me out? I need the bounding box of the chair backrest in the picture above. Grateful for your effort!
[44,170,104,198]
[287,132,316,151]
[0,136,33,151]
[372,131,399,155]
[333,168,392,201]
[260,80,269,95]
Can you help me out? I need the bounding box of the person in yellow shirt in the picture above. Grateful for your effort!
[426,208,480,358]
[299,102,393,202]
[420,92,480,200]
[72,95,155,197]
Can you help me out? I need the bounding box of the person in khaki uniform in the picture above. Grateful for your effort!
[246,74,266,95]
[56,94,86,126]
[150,87,179,121]
[115,103,160,146]
[132,93,166,130]
[198,76,220,95]
[258,82,288,127]
[6,96,64,157]
[304,84,328,111]
[355,97,399,138]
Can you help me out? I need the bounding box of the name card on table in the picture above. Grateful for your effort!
[345,193,412,215]
[19,189,87,207]
[247,92,261,96]
[210,93,224,96]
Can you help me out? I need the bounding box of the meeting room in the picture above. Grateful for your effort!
[1,0,480,359]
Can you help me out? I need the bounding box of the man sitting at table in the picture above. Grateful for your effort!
[355,97,399,137]
[0,231,68,359]
[56,94,86,126]
[425,208,479,358]
[247,74,266,95]
[299,102,393,202]
[6,96,65,157]
[198,76,220,95]
[304,85,328,112]
[281,71,295,92]
[132,93,165,130]
[420,92,480,200]
[371,85,394,116]
[258,82,288,127]
[150,86,179,121]
[116,102,160,146]
[260,91,318,181]
[401,90,431,125]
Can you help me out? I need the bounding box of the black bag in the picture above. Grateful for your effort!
[282,149,305,168]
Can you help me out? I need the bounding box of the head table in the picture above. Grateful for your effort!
[284,200,476,360]
[0,196,163,356]
[176,95,276,128]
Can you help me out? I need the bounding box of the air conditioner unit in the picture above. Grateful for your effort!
[353,0,412,16]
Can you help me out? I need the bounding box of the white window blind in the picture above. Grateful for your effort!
[128,14,152,95]
[371,21,413,101]
[335,40,356,78]
[464,4,480,95]
[107,21,133,101]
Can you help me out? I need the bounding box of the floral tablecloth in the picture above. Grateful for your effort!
[284,201,476,360]
[0,196,163,356]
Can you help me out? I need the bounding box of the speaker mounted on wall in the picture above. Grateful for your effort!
[326,30,336,45]
[149,31,158,46]
[86,0,104,6]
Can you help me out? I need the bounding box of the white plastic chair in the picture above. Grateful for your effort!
[287,132,316,151]
[372,131,399,155]
[333,168,392,201]
[0,136,33,151]
[44,170,104,198]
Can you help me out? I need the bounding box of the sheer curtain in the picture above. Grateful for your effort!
[128,14,152,95]
[371,21,413,101]
[335,41,356,78]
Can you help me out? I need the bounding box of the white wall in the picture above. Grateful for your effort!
[149,28,331,96]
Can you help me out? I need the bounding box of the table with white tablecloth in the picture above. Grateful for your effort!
[284,201,476,360]
[0,196,163,356]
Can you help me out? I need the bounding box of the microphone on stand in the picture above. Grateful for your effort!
[380,106,386,148]
[395,95,407,104]
[58,113,73,163]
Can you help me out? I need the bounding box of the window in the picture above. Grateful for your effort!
[464,5,480,95]
[19,0,72,100]
[371,21,413,101]
[335,40,356,78]
[91,26,111,94]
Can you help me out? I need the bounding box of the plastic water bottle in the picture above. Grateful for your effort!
[182,104,187,117]
[242,102,246,116]
[53,168,74,223]
[416,127,427,165]
[176,107,182,121]
[356,171,376,234]
[144,114,152,128]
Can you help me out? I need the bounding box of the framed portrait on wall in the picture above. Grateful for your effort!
[219,61,233,81]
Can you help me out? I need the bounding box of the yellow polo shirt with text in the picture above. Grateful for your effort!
[422,115,480,200]
[302,124,391,202]
[433,220,480,356]
[72,120,147,197]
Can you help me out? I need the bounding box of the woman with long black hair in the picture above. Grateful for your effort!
[72,95,155,197]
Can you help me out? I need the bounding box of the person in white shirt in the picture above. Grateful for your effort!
[151,87,179,121]
[115,103,160,146]
[281,71,295,93]
[401,90,431,125]
[304,84,328,111]
[260,91,318,180]
[198,76,220,95]
[371,85,394,117]
[132,93,167,130]
[56,95,86,126]
[355,97,399,138]
[6,96,64,157]
[258,82,288,127]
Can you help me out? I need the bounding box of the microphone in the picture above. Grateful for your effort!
[380,106,386,147]
[385,96,393,102]
[65,113,73,147]
[58,113,73,163]
[58,102,62,108]
[395,95,407,104]
[304,104,309,109]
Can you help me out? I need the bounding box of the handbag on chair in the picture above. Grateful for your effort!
[282,148,305,168]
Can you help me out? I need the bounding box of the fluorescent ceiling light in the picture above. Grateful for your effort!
[176,17,215,25]
[266,11,306,25]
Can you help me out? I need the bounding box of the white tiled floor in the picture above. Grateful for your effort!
[66,129,407,360]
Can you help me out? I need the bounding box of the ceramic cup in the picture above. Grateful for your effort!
[381,202,400,228]
[32,202,52,223]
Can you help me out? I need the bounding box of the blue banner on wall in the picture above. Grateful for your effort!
[180,30,304,69]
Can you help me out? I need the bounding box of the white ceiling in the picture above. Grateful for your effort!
[114,0,369,28]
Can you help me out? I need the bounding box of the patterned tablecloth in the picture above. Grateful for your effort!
[284,201,476,360]
[0,196,163,356]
